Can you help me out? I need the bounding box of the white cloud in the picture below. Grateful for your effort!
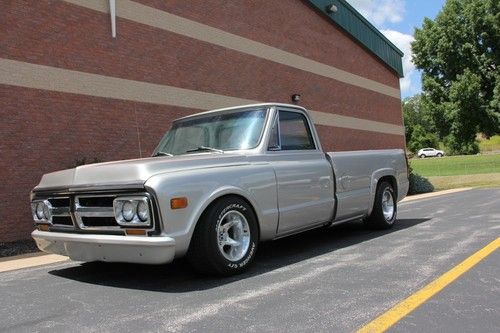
[347,0,405,26]
[381,29,417,95]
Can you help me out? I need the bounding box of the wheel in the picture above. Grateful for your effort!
[420,154,426,158]
[364,181,397,230]
[437,153,443,157]
[187,196,259,275]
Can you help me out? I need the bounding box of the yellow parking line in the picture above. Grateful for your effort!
[0,254,68,273]
[357,237,500,333]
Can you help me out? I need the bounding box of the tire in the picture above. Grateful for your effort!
[437,153,443,157]
[420,154,426,158]
[364,181,397,230]
[187,196,259,276]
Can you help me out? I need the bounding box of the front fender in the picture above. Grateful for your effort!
[145,164,278,257]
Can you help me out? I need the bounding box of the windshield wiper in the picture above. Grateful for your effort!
[152,151,173,157]
[185,146,224,154]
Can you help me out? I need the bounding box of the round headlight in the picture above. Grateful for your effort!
[43,204,51,220]
[122,201,135,221]
[137,201,149,222]
[36,202,45,220]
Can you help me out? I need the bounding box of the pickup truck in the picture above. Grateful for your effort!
[31,103,409,275]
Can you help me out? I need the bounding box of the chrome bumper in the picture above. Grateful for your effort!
[32,230,175,264]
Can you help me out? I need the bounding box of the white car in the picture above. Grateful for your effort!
[417,148,445,158]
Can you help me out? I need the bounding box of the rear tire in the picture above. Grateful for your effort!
[187,196,258,276]
[364,181,397,230]
[420,154,426,158]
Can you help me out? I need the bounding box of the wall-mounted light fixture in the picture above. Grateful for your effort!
[291,94,301,103]
[326,4,338,13]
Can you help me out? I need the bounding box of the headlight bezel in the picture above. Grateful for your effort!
[113,196,152,227]
[31,199,52,224]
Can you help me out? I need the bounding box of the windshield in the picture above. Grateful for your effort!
[153,108,268,155]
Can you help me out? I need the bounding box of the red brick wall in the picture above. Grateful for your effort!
[316,125,405,151]
[0,85,195,242]
[0,0,403,242]
[0,1,401,125]
[136,0,400,88]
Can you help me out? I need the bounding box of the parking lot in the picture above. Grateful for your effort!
[1,188,499,332]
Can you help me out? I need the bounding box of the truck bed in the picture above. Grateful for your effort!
[327,149,409,221]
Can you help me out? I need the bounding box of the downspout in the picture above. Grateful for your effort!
[109,0,116,38]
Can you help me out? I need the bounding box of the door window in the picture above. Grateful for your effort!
[278,111,315,150]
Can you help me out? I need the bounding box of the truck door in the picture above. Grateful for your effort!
[268,109,334,234]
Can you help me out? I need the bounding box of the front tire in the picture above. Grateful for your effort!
[437,153,443,157]
[187,196,259,275]
[364,181,397,230]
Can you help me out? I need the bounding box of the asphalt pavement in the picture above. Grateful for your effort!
[1,188,499,332]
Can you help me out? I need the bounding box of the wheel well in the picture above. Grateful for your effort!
[379,175,398,198]
[195,194,261,239]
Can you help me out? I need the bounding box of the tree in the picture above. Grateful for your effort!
[402,94,438,153]
[412,0,500,154]
[407,124,439,153]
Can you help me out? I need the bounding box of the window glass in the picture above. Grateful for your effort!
[154,109,267,155]
[279,111,315,150]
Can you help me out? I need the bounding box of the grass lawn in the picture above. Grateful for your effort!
[479,135,500,153]
[428,173,500,191]
[410,154,500,177]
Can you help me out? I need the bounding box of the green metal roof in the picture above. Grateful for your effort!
[308,0,404,77]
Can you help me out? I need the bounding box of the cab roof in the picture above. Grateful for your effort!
[174,103,307,122]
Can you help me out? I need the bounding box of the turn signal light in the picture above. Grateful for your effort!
[38,224,49,231]
[170,197,188,209]
[125,229,147,236]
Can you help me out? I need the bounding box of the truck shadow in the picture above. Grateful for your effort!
[49,218,430,292]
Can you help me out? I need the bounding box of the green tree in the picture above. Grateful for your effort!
[412,0,500,154]
[407,124,439,153]
[443,70,483,154]
[403,94,437,152]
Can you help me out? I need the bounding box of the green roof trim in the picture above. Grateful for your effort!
[308,0,404,77]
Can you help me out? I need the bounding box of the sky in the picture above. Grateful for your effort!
[346,0,446,98]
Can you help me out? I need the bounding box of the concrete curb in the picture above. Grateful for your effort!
[401,187,473,203]
[0,253,68,273]
[0,251,45,263]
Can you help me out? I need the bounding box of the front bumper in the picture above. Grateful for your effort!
[32,230,175,264]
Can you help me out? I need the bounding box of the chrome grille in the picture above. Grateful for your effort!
[48,197,71,207]
[47,197,73,228]
[74,195,120,230]
[33,192,155,232]
[51,216,73,226]
[81,216,117,227]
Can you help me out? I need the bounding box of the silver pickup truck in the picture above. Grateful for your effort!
[31,103,409,275]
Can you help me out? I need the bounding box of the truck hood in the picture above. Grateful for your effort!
[34,153,249,191]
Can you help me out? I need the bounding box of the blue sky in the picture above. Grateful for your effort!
[346,0,446,98]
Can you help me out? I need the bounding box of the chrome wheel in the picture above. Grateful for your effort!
[382,188,395,221]
[216,210,251,262]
